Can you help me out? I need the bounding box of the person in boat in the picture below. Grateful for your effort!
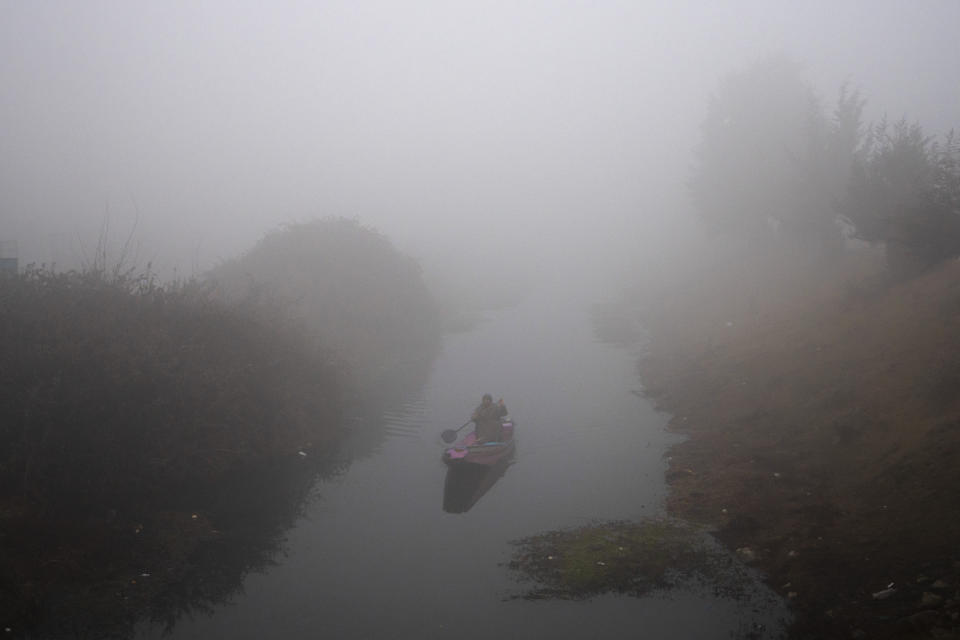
[471,394,508,444]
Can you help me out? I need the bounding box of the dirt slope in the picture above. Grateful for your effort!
[638,250,960,639]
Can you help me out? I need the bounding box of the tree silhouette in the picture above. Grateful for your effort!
[842,120,960,275]
[690,56,856,257]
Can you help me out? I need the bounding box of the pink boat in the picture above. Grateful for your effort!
[442,419,515,467]
[442,447,515,513]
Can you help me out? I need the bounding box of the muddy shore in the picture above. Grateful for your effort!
[634,252,960,639]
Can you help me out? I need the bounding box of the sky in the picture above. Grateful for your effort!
[1,0,958,285]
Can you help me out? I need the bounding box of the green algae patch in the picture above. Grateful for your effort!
[508,519,733,600]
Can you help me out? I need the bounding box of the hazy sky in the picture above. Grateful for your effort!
[1,1,958,281]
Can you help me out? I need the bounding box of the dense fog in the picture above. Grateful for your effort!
[2,1,957,294]
[5,4,960,638]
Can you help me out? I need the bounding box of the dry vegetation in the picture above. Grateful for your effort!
[208,218,441,387]
[0,218,442,637]
[0,267,341,513]
[638,247,960,639]
[0,267,342,637]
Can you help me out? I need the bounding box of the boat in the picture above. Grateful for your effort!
[442,418,515,467]
[442,447,514,513]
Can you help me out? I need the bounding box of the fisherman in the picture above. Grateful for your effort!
[471,393,508,444]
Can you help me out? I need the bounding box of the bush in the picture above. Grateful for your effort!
[842,122,960,276]
[209,218,441,386]
[0,267,341,514]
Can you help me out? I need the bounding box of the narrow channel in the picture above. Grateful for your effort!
[138,291,787,639]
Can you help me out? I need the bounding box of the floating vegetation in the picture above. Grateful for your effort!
[507,519,748,601]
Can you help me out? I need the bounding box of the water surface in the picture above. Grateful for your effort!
[140,294,786,639]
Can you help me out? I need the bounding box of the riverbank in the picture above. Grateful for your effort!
[0,219,444,638]
[0,268,345,638]
[637,250,960,639]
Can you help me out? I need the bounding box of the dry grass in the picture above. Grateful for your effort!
[639,247,960,638]
[0,267,341,513]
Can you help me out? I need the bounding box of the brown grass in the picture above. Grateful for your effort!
[639,248,960,638]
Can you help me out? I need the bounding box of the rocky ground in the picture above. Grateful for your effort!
[636,249,960,639]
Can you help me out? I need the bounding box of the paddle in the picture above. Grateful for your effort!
[441,420,472,444]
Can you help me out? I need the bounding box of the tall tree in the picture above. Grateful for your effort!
[690,56,853,255]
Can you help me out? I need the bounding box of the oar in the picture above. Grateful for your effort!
[441,420,472,443]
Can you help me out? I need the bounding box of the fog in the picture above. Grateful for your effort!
[2,1,958,290]
[6,5,960,637]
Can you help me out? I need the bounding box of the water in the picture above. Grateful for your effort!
[138,294,787,639]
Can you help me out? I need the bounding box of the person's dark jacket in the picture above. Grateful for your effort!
[473,400,507,442]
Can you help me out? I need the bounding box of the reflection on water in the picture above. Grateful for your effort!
[137,453,351,639]
[335,354,436,462]
[128,358,438,640]
[442,450,515,514]
[19,445,357,640]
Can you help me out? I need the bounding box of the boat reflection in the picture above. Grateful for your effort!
[442,449,515,513]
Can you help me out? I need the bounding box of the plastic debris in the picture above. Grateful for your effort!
[298,451,307,457]
[872,587,896,600]
[191,514,198,519]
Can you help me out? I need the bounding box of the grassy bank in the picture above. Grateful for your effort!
[0,267,342,637]
[0,269,341,512]
[637,249,960,639]
[0,218,443,638]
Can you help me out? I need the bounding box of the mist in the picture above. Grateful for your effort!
[3,1,956,291]
[4,3,960,639]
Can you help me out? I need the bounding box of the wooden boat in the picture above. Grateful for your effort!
[442,418,515,467]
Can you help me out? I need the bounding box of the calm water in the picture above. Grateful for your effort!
[139,293,787,639]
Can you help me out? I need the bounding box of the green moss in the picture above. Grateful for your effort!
[508,519,732,600]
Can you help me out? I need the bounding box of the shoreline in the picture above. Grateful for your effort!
[634,253,960,639]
